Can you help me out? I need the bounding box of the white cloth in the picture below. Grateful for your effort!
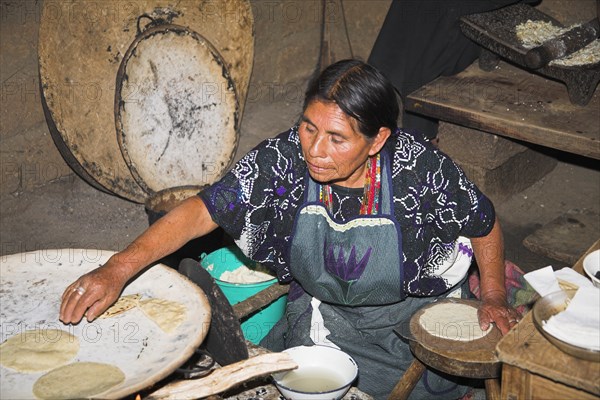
[309,297,340,349]
[525,265,594,296]
[543,287,600,351]
[524,266,563,296]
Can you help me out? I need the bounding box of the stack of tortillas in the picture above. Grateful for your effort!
[403,299,503,380]
[418,302,493,342]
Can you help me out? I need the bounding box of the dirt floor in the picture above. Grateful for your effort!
[1,0,599,277]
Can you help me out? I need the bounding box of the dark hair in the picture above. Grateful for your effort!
[303,59,399,138]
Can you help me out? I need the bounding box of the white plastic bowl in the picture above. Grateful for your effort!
[272,345,358,400]
[583,249,600,288]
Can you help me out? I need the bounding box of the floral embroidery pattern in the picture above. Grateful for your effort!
[324,241,372,282]
[322,241,374,304]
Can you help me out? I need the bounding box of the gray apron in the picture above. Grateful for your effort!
[261,153,469,399]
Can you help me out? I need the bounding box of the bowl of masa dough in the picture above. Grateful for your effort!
[201,246,287,344]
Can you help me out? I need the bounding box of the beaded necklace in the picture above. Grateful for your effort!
[319,153,381,215]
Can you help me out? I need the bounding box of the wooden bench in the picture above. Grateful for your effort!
[405,62,599,160]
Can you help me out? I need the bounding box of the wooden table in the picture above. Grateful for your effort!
[405,62,600,160]
[495,240,600,399]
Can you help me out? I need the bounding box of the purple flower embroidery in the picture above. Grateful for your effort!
[458,242,473,258]
[323,241,372,282]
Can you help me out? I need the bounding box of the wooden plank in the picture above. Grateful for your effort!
[501,364,599,400]
[496,312,600,395]
[411,341,500,379]
[500,364,530,399]
[485,378,501,400]
[528,371,600,400]
[405,62,600,160]
[145,353,297,400]
[232,282,289,320]
[523,210,600,264]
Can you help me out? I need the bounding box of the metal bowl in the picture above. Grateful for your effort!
[532,290,600,362]
[272,346,358,400]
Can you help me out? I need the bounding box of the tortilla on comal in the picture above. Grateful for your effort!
[0,329,79,372]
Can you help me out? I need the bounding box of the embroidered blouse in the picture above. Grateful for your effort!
[199,127,495,296]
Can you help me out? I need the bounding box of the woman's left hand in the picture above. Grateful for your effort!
[478,296,521,336]
[470,217,520,336]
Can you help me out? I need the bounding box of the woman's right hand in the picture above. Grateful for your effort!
[59,256,129,324]
[58,196,217,324]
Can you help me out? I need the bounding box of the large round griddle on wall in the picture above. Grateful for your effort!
[38,0,254,203]
[0,249,211,399]
[115,23,239,194]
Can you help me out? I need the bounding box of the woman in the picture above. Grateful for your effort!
[60,60,519,399]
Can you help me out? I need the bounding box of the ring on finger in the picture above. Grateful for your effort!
[73,286,86,296]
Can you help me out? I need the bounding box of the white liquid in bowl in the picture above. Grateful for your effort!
[279,367,345,392]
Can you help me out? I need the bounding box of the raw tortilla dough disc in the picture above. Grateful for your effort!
[139,298,187,334]
[32,362,125,399]
[419,302,492,341]
[98,293,141,319]
[0,329,79,372]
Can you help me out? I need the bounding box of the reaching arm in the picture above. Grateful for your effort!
[470,217,521,335]
[59,196,218,324]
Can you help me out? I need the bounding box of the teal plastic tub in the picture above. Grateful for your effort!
[200,246,287,344]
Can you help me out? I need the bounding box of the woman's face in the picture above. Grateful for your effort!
[298,100,389,188]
